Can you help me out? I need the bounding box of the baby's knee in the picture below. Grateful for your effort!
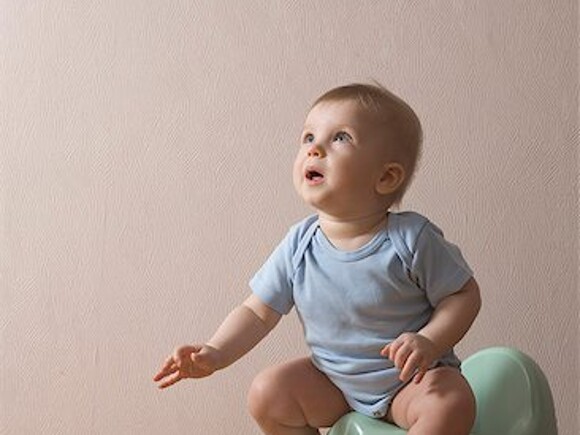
[409,370,476,434]
[247,367,286,422]
[444,393,475,425]
[248,370,271,418]
[428,388,476,434]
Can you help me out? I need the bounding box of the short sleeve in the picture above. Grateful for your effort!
[410,221,473,307]
[249,230,296,315]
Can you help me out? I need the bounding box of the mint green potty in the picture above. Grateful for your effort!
[328,347,558,435]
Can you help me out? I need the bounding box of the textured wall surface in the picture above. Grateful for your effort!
[1,1,578,434]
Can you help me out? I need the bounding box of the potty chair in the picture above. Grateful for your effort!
[328,347,558,435]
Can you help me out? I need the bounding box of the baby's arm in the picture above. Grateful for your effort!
[207,294,281,367]
[153,294,281,388]
[381,277,481,383]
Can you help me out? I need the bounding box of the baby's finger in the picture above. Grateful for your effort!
[153,365,178,382]
[393,344,413,370]
[157,371,183,389]
[153,358,178,382]
[413,359,432,384]
[380,344,391,357]
[413,369,427,384]
[160,355,175,369]
[399,352,422,382]
[385,340,402,361]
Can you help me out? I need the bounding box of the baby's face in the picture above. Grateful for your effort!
[293,100,391,218]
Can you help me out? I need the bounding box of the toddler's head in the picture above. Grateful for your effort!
[294,83,422,216]
[315,83,422,205]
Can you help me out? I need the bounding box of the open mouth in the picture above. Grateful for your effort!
[306,170,323,180]
[305,169,324,184]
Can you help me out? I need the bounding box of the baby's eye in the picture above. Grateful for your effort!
[334,132,353,143]
[302,133,315,144]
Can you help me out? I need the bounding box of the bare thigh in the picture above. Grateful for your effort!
[248,357,351,429]
[387,366,476,431]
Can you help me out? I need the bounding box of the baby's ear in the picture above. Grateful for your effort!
[376,162,406,195]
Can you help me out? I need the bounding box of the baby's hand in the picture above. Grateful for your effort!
[153,344,221,389]
[380,333,437,384]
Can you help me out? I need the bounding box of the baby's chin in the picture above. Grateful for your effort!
[294,186,325,211]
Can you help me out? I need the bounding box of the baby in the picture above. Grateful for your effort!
[154,83,481,435]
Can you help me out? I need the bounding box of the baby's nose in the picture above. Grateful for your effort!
[307,144,326,158]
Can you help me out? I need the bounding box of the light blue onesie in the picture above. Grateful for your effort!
[250,211,473,418]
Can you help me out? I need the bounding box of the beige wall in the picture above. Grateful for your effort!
[1,1,577,434]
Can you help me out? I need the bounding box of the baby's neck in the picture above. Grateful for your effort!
[318,211,389,252]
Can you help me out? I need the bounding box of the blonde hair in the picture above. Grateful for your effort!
[312,82,423,206]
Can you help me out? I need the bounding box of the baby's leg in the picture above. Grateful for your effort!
[248,357,350,435]
[387,366,475,435]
